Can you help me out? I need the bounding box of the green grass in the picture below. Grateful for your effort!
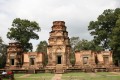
[30,73,54,77]
[14,78,52,80]
[96,72,115,75]
[62,72,120,80]
[63,72,89,77]
[2,72,120,80]
[87,76,120,80]
[15,73,54,80]
[14,74,26,77]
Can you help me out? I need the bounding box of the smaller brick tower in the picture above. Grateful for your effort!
[6,42,23,69]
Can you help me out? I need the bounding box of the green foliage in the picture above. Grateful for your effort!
[7,18,40,52]
[70,37,80,49]
[88,8,120,64]
[36,40,48,65]
[111,19,120,50]
[70,37,103,52]
[0,37,7,68]
[36,41,48,53]
[74,39,103,51]
[88,8,120,49]
[70,52,75,66]
[110,17,120,61]
[70,37,80,65]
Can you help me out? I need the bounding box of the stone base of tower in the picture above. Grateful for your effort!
[5,64,21,70]
[45,64,72,73]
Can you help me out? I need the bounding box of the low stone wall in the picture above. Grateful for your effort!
[64,67,120,73]
[0,67,120,74]
[35,69,45,73]
[112,67,120,72]
[65,68,83,73]
[94,68,108,72]
[45,69,55,73]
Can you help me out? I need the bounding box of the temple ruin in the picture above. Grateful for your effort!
[5,21,116,73]
[74,50,113,68]
[6,42,23,69]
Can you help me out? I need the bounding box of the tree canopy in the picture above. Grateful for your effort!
[7,18,40,52]
[0,37,7,68]
[88,8,120,63]
[74,39,103,51]
[36,40,48,65]
[70,37,103,52]
[88,8,120,49]
[36,40,48,53]
[70,37,79,65]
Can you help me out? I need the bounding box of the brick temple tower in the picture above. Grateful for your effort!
[6,42,23,69]
[46,21,71,73]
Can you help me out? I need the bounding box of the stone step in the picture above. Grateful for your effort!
[55,69,64,74]
[55,64,64,74]
[27,70,35,74]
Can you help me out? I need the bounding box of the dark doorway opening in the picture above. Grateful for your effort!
[11,59,14,65]
[95,56,99,65]
[115,60,119,66]
[30,58,35,65]
[57,56,61,64]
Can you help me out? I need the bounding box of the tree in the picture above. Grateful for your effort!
[36,41,48,53]
[70,37,80,65]
[0,37,7,68]
[74,39,103,51]
[110,17,120,66]
[70,37,80,49]
[7,18,40,52]
[89,8,120,49]
[36,41,48,65]
[88,8,120,65]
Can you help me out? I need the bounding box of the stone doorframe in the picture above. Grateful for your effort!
[83,56,89,65]
[29,56,36,66]
[56,55,62,64]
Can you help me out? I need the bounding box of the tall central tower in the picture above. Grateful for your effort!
[46,21,71,73]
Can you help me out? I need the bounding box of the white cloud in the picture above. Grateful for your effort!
[0,0,119,51]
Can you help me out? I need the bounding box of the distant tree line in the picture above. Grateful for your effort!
[0,37,7,68]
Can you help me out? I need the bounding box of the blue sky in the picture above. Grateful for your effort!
[0,0,119,51]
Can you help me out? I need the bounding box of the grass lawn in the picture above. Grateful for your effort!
[2,72,120,80]
[62,72,120,80]
[30,73,54,77]
[14,73,54,80]
[14,74,26,77]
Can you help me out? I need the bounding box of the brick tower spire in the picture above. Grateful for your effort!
[46,21,71,73]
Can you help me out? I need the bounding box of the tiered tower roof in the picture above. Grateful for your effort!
[48,21,70,46]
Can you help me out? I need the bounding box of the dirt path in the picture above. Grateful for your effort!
[51,74,62,80]
[19,74,31,78]
[110,72,120,75]
[87,73,97,77]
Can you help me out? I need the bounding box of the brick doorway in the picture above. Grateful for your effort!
[30,58,35,65]
[57,56,62,64]
[10,59,14,65]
